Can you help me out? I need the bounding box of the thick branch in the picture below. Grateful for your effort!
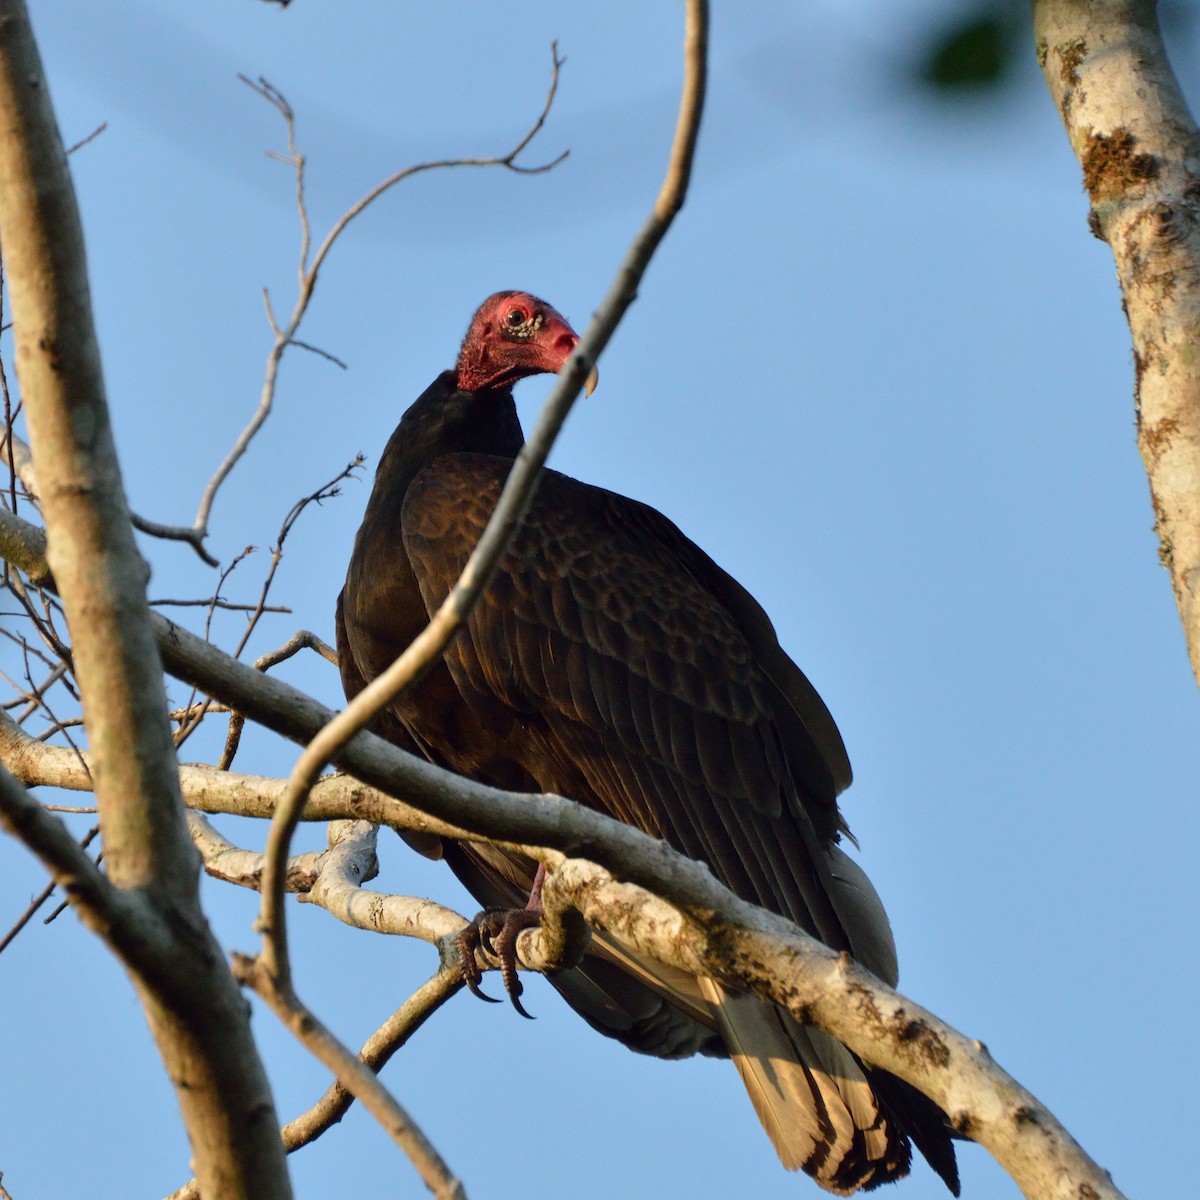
[1035,0,1200,685]
[0,5,289,1196]
[526,859,1123,1200]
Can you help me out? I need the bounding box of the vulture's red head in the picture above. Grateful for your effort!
[456,291,597,396]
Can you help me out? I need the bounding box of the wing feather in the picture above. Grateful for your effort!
[401,454,851,947]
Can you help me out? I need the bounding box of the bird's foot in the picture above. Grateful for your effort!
[456,905,543,1019]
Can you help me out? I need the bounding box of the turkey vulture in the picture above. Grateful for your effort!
[336,291,959,1195]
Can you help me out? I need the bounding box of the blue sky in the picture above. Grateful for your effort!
[1,2,1196,1198]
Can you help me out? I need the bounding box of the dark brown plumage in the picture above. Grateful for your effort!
[337,292,959,1195]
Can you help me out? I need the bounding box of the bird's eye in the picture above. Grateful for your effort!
[505,308,528,329]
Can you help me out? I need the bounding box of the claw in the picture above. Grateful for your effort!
[492,910,541,1019]
[457,903,543,1017]
[455,922,502,1003]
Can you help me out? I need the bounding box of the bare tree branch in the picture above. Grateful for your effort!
[64,121,106,156]
[298,821,464,943]
[0,824,98,956]
[0,768,118,925]
[186,810,326,892]
[1036,0,1200,687]
[218,628,336,772]
[0,3,290,1195]
[276,969,463,1151]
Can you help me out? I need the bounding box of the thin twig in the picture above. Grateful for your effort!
[221,630,336,771]
[42,841,103,925]
[290,339,347,369]
[191,55,567,543]
[278,969,462,1152]
[0,823,99,954]
[0,421,214,567]
[128,511,220,568]
[4,577,72,668]
[233,459,362,666]
[6,659,68,721]
[64,122,107,156]
[168,702,232,723]
[173,547,256,748]
[35,717,83,739]
[151,598,291,614]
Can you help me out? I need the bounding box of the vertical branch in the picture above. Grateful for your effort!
[0,3,290,1197]
[1035,0,1200,686]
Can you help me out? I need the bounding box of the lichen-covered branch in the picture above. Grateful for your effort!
[0,3,289,1195]
[1035,0,1200,686]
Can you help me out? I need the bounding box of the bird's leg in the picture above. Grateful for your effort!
[456,863,547,1019]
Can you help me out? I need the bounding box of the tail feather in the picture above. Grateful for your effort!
[700,979,914,1195]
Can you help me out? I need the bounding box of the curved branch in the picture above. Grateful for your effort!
[255,0,709,1003]
[186,810,326,892]
[299,821,465,942]
[1035,0,1200,686]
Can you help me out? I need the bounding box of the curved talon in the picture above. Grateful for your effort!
[455,924,502,1003]
[464,974,503,1005]
[490,907,542,1018]
[458,905,543,1017]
